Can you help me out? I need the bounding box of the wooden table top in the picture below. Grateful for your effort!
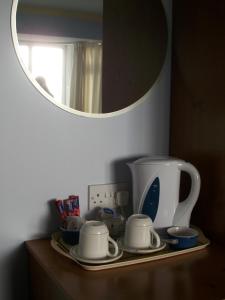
[26,239,225,300]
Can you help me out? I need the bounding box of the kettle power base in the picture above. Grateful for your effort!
[51,227,210,271]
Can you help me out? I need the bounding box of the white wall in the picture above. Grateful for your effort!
[0,0,171,299]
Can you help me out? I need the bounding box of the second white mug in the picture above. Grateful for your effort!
[124,214,161,249]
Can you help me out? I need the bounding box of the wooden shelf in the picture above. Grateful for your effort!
[26,239,225,300]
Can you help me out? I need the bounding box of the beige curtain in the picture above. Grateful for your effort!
[69,41,102,113]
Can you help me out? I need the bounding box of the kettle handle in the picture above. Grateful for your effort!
[173,162,201,227]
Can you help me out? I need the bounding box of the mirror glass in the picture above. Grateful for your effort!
[13,0,168,115]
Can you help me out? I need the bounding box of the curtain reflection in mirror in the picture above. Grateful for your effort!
[69,41,102,113]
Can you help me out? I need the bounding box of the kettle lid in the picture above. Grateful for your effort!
[132,156,183,165]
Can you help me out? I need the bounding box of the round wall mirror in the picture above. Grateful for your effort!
[12,0,168,116]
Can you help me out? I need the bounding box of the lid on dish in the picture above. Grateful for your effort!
[167,226,198,238]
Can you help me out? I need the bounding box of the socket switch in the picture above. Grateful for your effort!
[88,183,128,210]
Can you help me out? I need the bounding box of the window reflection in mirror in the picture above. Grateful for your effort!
[18,42,63,99]
[17,35,102,112]
[14,0,167,115]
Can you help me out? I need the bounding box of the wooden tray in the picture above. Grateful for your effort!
[51,228,210,271]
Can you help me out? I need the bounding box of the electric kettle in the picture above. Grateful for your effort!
[127,156,201,229]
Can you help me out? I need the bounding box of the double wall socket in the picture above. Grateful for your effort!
[88,183,128,210]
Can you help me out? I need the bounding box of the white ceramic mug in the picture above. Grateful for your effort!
[78,221,119,259]
[124,214,161,249]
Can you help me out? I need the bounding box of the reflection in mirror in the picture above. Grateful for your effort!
[14,0,167,115]
[16,0,103,113]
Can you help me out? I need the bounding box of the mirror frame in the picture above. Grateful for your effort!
[11,0,168,118]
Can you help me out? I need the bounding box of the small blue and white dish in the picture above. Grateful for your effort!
[166,226,199,250]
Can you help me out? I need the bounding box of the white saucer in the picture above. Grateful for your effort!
[117,238,166,254]
[69,246,123,264]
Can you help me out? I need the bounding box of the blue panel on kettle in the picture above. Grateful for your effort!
[141,177,160,221]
